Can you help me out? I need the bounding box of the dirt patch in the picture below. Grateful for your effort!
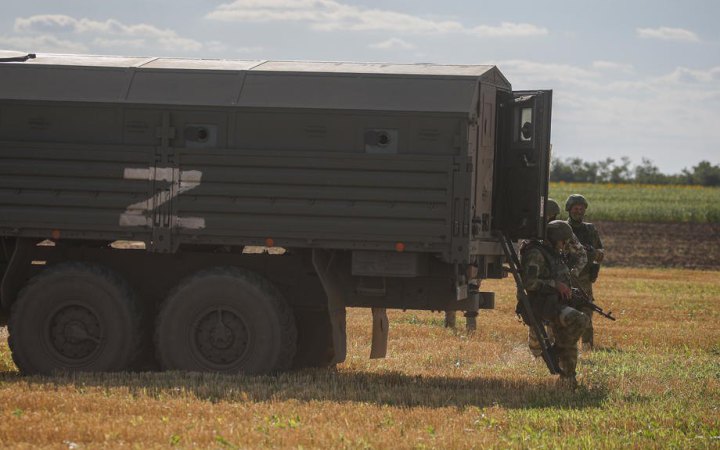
[594,221,720,270]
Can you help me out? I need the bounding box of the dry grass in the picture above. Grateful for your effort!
[0,267,719,448]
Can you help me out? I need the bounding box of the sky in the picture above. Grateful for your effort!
[1,0,718,173]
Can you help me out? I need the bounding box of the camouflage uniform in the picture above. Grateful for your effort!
[521,240,590,379]
[568,219,603,347]
[544,198,587,277]
[564,233,588,277]
[527,199,587,345]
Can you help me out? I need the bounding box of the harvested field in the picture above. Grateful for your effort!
[0,267,718,448]
[595,220,720,269]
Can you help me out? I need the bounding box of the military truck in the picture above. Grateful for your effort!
[0,51,551,374]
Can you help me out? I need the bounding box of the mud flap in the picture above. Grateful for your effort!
[444,310,457,328]
[370,307,388,359]
[312,249,347,364]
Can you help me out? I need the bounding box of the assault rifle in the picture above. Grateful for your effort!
[568,279,616,321]
[496,232,563,376]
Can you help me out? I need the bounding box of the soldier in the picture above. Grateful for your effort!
[546,198,587,277]
[521,220,590,387]
[565,194,604,350]
[533,198,587,344]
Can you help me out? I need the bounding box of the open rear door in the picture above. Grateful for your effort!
[492,90,552,240]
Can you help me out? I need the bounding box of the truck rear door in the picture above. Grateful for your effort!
[492,90,552,240]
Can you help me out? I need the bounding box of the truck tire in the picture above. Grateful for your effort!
[8,262,143,375]
[155,267,297,374]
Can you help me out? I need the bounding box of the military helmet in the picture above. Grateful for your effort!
[565,194,588,212]
[546,220,573,243]
[546,198,560,218]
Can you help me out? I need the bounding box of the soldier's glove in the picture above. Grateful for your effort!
[556,281,572,300]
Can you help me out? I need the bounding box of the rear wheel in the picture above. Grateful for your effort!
[155,267,296,374]
[8,262,142,374]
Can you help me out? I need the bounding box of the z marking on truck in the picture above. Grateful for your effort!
[119,167,205,229]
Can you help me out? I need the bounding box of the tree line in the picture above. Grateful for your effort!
[550,157,720,186]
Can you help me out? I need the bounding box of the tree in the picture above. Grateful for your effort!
[549,156,719,185]
[634,158,669,184]
[684,161,720,186]
[596,158,615,183]
[609,157,632,183]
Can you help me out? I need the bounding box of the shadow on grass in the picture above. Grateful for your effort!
[0,368,608,410]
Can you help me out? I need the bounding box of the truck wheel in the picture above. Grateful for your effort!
[8,262,142,375]
[155,267,297,374]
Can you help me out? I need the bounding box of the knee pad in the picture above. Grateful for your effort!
[558,306,575,327]
[559,306,590,329]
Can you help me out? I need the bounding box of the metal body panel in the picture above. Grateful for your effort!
[0,54,510,113]
[172,148,455,252]
[236,73,478,112]
[0,141,153,242]
[0,106,460,257]
[0,54,548,268]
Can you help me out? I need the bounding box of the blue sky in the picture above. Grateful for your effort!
[2,0,718,173]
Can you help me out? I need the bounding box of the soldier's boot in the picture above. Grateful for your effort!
[557,356,576,378]
[556,356,579,389]
[556,374,578,390]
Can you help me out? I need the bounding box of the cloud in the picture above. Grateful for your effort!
[469,22,548,38]
[203,40,264,54]
[636,26,700,43]
[492,60,600,89]
[592,60,634,73]
[661,66,720,83]
[494,60,720,170]
[369,38,415,50]
[13,14,203,52]
[0,34,88,53]
[207,0,548,37]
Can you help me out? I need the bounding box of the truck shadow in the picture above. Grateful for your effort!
[1,368,607,410]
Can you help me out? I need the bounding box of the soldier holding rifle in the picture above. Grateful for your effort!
[565,194,604,350]
[520,220,590,387]
[546,198,587,278]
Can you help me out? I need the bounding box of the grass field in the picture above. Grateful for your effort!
[549,182,720,223]
[0,267,718,448]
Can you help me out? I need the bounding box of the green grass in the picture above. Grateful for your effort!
[549,182,720,222]
[0,267,718,448]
